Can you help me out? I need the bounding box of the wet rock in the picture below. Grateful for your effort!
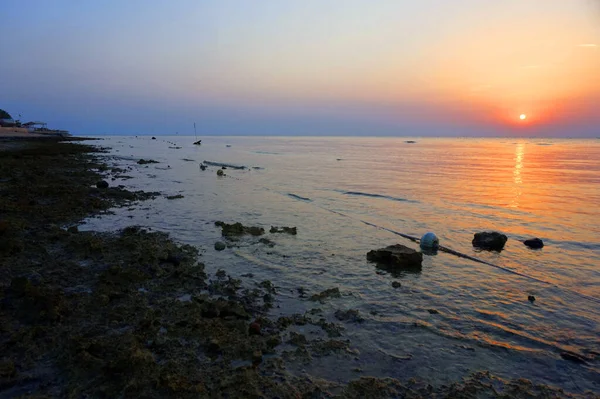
[249,321,261,336]
[309,287,341,302]
[335,309,364,323]
[288,332,308,347]
[472,232,508,251]
[151,136,156,140]
[427,309,439,314]
[258,237,275,247]
[259,280,276,293]
[217,169,224,177]
[269,226,297,235]
[215,221,265,237]
[366,244,423,270]
[528,295,536,302]
[137,159,159,165]
[200,164,206,171]
[96,180,109,189]
[214,241,226,251]
[67,225,79,234]
[391,281,401,288]
[166,194,184,200]
[560,351,588,364]
[524,238,544,249]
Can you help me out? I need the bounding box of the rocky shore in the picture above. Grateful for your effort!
[0,140,595,398]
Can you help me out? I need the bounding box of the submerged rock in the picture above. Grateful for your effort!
[214,241,226,251]
[334,309,364,323]
[366,244,423,270]
[524,238,544,249]
[472,232,508,251]
[391,281,401,288]
[309,287,341,302]
[137,159,159,165]
[270,226,297,235]
[166,194,184,200]
[215,221,265,237]
[560,351,588,364]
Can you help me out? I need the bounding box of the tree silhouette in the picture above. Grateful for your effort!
[0,109,12,119]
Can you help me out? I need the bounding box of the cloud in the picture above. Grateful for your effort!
[577,44,597,47]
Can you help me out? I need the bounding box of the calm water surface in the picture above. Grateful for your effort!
[83,136,600,393]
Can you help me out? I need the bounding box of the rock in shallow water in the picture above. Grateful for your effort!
[366,244,423,270]
[472,232,508,251]
[214,241,226,251]
[96,180,109,189]
[524,238,544,249]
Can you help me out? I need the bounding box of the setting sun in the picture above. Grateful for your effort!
[520,114,527,120]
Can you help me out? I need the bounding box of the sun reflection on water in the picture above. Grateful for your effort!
[510,143,524,208]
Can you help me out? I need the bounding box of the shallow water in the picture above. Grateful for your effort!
[82,135,600,393]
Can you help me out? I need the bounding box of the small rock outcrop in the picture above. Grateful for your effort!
[96,180,109,189]
[472,232,507,251]
[366,244,423,270]
[270,226,297,235]
[524,238,544,249]
[217,169,224,177]
[214,241,226,251]
[215,221,265,237]
[137,159,159,165]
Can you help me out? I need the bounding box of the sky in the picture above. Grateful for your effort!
[1,1,599,136]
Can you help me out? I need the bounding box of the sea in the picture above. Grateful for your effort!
[81,135,600,394]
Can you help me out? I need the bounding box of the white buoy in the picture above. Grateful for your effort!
[420,232,439,250]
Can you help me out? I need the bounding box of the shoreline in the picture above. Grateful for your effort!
[0,139,596,398]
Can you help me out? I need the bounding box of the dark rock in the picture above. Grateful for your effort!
[427,309,439,314]
[258,237,275,247]
[215,221,265,237]
[472,232,508,251]
[288,332,308,347]
[67,225,79,234]
[560,351,588,364]
[214,241,226,251]
[200,164,206,171]
[524,238,544,249]
[391,281,401,288]
[137,159,159,165]
[151,136,156,140]
[161,254,182,266]
[96,180,109,189]
[528,295,536,302]
[366,244,423,270]
[334,309,364,323]
[217,169,224,177]
[270,226,297,235]
[166,194,184,200]
[310,287,341,302]
[249,321,261,336]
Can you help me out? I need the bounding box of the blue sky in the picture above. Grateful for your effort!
[1,1,599,136]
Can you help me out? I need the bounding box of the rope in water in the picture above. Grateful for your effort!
[281,192,600,305]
